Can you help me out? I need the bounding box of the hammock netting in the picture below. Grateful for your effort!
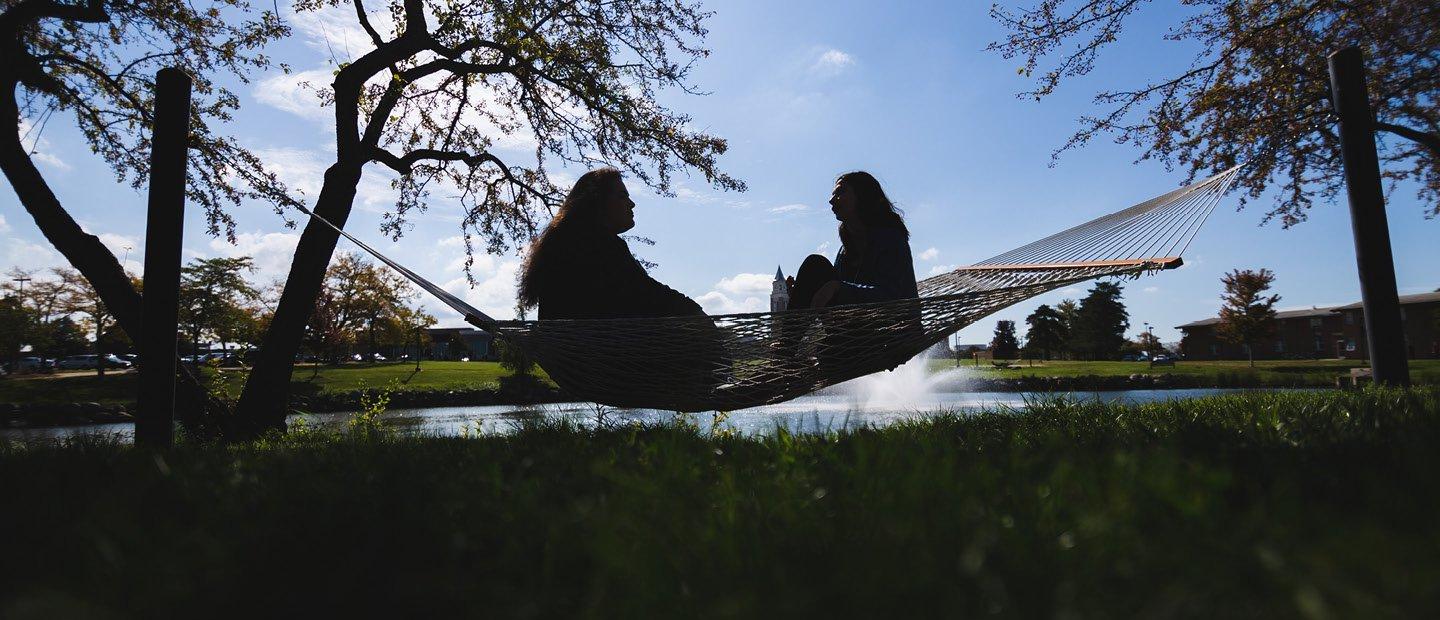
[310,165,1243,412]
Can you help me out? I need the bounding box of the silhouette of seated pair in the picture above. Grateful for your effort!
[516,168,919,395]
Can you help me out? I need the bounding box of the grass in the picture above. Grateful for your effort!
[0,361,551,406]
[931,357,1440,385]
[3,388,1438,616]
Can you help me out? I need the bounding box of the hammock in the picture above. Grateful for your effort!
[301,165,1243,412]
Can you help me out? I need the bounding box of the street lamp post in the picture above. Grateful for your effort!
[10,276,30,374]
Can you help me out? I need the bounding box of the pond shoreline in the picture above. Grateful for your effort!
[2,372,1364,429]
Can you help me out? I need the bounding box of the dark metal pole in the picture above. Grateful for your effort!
[137,68,193,447]
[1327,47,1409,387]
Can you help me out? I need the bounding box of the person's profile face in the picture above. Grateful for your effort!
[602,179,636,234]
[829,181,859,223]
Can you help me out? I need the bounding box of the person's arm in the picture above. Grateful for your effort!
[609,238,707,318]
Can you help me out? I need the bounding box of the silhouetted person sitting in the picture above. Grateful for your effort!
[783,171,920,369]
[788,171,918,309]
[517,168,724,404]
[518,168,704,320]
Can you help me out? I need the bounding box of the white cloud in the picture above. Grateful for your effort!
[1143,286,1159,293]
[695,272,773,315]
[254,69,333,121]
[811,49,854,76]
[288,3,388,60]
[1,237,61,272]
[437,253,521,322]
[0,214,10,234]
[815,241,831,254]
[927,264,956,276]
[208,231,302,280]
[919,247,939,261]
[769,203,809,214]
[19,118,70,171]
[696,291,766,315]
[674,186,718,205]
[714,272,773,297]
[252,147,328,197]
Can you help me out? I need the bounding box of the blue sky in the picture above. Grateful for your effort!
[2,0,1436,346]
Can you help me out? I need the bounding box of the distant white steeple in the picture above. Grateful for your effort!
[770,266,789,312]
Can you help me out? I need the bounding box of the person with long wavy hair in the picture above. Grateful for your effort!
[518,168,704,319]
[517,168,724,399]
[787,171,919,310]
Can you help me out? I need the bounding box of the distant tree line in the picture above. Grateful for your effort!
[1,252,435,373]
[993,281,1137,361]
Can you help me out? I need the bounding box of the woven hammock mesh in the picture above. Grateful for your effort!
[309,166,1242,412]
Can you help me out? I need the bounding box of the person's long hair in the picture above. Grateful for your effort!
[837,171,908,249]
[517,168,623,309]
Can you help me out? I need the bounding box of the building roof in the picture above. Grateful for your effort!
[1176,305,1339,329]
[775,266,785,281]
[1333,290,1440,310]
[1176,288,1439,329]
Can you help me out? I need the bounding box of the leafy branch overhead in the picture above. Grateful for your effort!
[291,0,745,269]
[6,0,299,241]
[988,0,1440,226]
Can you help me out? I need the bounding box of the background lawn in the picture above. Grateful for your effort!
[0,361,551,406]
[930,357,1440,385]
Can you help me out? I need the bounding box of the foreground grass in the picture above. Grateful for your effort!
[931,357,1440,385]
[0,361,550,406]
[3,388,1439,617]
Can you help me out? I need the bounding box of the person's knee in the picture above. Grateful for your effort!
[797,254,833,280]
[800,254,831,269]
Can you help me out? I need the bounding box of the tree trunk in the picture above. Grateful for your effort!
[233,163,363,437]
[0,87,144,338]
[2,80,224,435]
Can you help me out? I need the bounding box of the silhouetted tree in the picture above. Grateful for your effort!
[0,295,27,366]
[1055,298,1080,359]
[54,267,112,375]
[1071,282,1129,360]
[1,0,291,351]
[988,0,1440,225]
[1023,304,1067,360]
[991,320,1020,360]
[1134,330,1166,357]
[237,0,744,435]
[180,257,261,355]
[1218,268,1281,368]
[47,316,88,356]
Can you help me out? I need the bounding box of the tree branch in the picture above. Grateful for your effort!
[1375,121,1440,159]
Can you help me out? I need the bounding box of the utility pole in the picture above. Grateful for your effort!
[1327,47,1409,386]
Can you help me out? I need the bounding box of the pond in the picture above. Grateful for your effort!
[2,361,1304,444]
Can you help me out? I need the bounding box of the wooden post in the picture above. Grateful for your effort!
[1327,47,1409,387]
[137,68,193,447]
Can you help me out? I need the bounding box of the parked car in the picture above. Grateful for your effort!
[57,354,132,370]
[4,357,55,374]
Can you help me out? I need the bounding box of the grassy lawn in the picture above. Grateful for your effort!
[3,388,1438,616]
[0,361,549,406]
[931,358,1440,384]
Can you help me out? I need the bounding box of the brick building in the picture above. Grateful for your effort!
[1177,290,1440,361]
[1332,291,1440,360]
